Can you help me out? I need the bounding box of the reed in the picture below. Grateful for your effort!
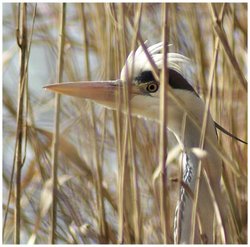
[49,3,66,244]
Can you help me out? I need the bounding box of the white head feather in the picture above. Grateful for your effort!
[120,41,190,82]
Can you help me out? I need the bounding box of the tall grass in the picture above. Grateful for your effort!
[2,3,247,244]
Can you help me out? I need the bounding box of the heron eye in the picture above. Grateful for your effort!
[146,82,158,93]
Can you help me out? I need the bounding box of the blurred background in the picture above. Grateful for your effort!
[2,3,247,244]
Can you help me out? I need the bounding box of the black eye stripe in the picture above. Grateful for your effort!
[135,69,198,96]
[168,69,198,95]
[135,70,155,83]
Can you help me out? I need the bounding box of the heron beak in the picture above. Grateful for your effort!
[44,80,140,109]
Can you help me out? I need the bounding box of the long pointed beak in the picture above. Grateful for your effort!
[44,80,140,110]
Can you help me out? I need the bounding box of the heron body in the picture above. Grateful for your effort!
[45,42,231,243]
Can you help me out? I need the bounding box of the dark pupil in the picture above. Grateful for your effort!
[147,83,157,92]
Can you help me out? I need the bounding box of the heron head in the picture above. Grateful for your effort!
[44,42,194,118]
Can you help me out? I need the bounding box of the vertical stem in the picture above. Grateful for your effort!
[159,3,169,244]
[80,4,108,242]
[14,3,27,244]
[119,119,128,243]
[128,4,143,243]
[80,3,90,80]
[49,3,66,244]
[105,5,124,243]
[117,4,127,243]
[89,104,108,243]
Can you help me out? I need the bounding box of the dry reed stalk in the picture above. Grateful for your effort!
[89,104,108,242]
[116,4,129,243]
[49,3,66,243]
[113,70,124,243]
[79,3,108,243]
[125,3,143,243]
[14,3,27,243]
[159,3,169,244]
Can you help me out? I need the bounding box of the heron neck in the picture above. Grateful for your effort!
[173,113,223,243]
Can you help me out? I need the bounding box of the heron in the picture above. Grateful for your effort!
[44,42,244,243]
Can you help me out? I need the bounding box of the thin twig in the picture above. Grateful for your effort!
[117,4,128,243]
[49,3,66,244]
[159,3,169,244]
[14,3,27,244]
[3,4,37,241]
[125,3,143,243]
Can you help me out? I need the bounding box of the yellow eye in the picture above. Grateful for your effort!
[146,82,158,93]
